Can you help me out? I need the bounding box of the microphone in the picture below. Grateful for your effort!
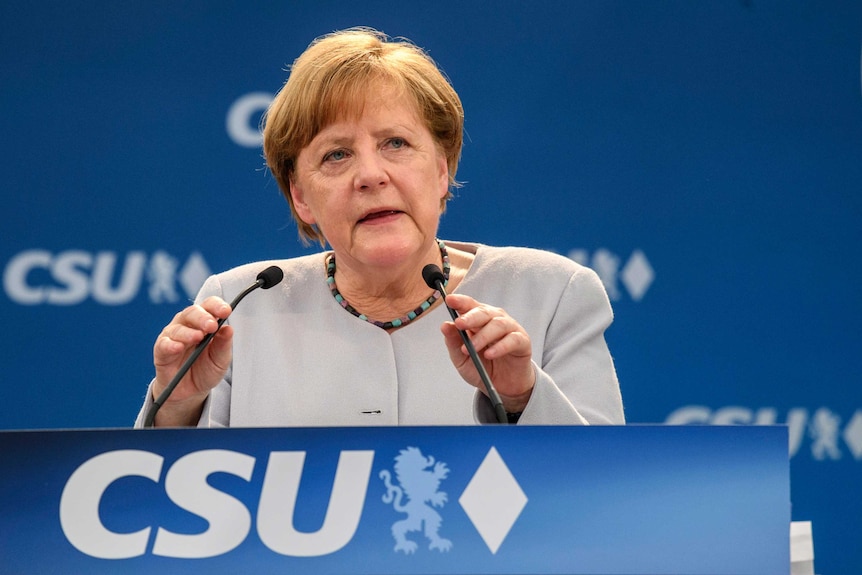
[422,264,508,424]
[143,265,284,427]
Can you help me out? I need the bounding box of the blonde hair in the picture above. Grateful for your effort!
[263,27,464,245]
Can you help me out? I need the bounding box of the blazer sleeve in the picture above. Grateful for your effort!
[474,264,625,425]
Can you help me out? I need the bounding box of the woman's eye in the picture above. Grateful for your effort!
[323,149,347,162]
[388,137,406,149]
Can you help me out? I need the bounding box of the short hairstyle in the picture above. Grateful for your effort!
[262,27,464,245]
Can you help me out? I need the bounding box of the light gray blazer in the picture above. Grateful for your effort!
[136,242,624,427]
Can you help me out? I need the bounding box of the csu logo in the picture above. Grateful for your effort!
[3,249,210,306]
[60,449,375,559]
[667,405,862,461]
[568,248,654,302]
[379,447,453,553]
[226,92,273,148]
[59,445,527,561]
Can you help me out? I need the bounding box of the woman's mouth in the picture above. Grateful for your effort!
[359,210,402,223]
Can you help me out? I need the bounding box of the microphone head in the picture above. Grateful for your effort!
[421,264,445,290]
[257,266,284,289]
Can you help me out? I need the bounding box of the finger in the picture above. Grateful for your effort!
[205,325,234,373]
[172,299,231,333]
[440,320,466,356]
[164,322,213,346]
[442,310,515,359]
[441,293,480,315]
[450,301,508,334]
[440,321,473,364]
[154,320,207,363]
[200,296,232,319]
[167,309,213,338]
[460,312,517,353]
[153,299,231,370]
[153,333,187,366]
[482,329,532,360]
[155,323,233,396]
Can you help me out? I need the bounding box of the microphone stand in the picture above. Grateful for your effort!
[423,264,508,424]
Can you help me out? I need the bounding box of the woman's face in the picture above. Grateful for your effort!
[289,86,449,272]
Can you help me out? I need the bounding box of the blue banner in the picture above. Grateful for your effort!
[0,425,789,574]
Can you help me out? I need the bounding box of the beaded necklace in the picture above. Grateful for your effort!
[326,240,450,330]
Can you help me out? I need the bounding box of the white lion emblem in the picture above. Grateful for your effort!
[379,446,453,554]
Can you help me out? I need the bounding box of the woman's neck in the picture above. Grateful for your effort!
[332,242,473,323]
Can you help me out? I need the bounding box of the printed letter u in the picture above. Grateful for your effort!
[257,450,375,556]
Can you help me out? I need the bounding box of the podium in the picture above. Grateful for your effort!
[0,425,789,574]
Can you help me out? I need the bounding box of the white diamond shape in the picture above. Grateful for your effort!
[843,410,862,460]
[178,251,211,299]
[621,249,654,301]
[459,447,527,554]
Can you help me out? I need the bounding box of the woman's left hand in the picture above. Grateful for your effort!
[439,293,535,413]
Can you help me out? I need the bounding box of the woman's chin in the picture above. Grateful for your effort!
[350,229,432,267]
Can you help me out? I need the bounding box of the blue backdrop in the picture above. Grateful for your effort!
[2,1,860,572]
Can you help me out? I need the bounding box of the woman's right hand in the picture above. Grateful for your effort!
[151,296,234,426]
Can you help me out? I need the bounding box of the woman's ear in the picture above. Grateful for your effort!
[289,179,316,225]
[436,154,449,200]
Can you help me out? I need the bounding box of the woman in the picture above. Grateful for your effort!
[136,28,624,428]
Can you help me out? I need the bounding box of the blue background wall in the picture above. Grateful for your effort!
[2,1,860,572]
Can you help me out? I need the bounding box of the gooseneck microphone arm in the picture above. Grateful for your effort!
[422,264,508,424]
[143,265,284,428]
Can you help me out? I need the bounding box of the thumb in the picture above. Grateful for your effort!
[206,324,233,373]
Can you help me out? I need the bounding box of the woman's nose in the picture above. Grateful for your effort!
[353,151,389,191]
